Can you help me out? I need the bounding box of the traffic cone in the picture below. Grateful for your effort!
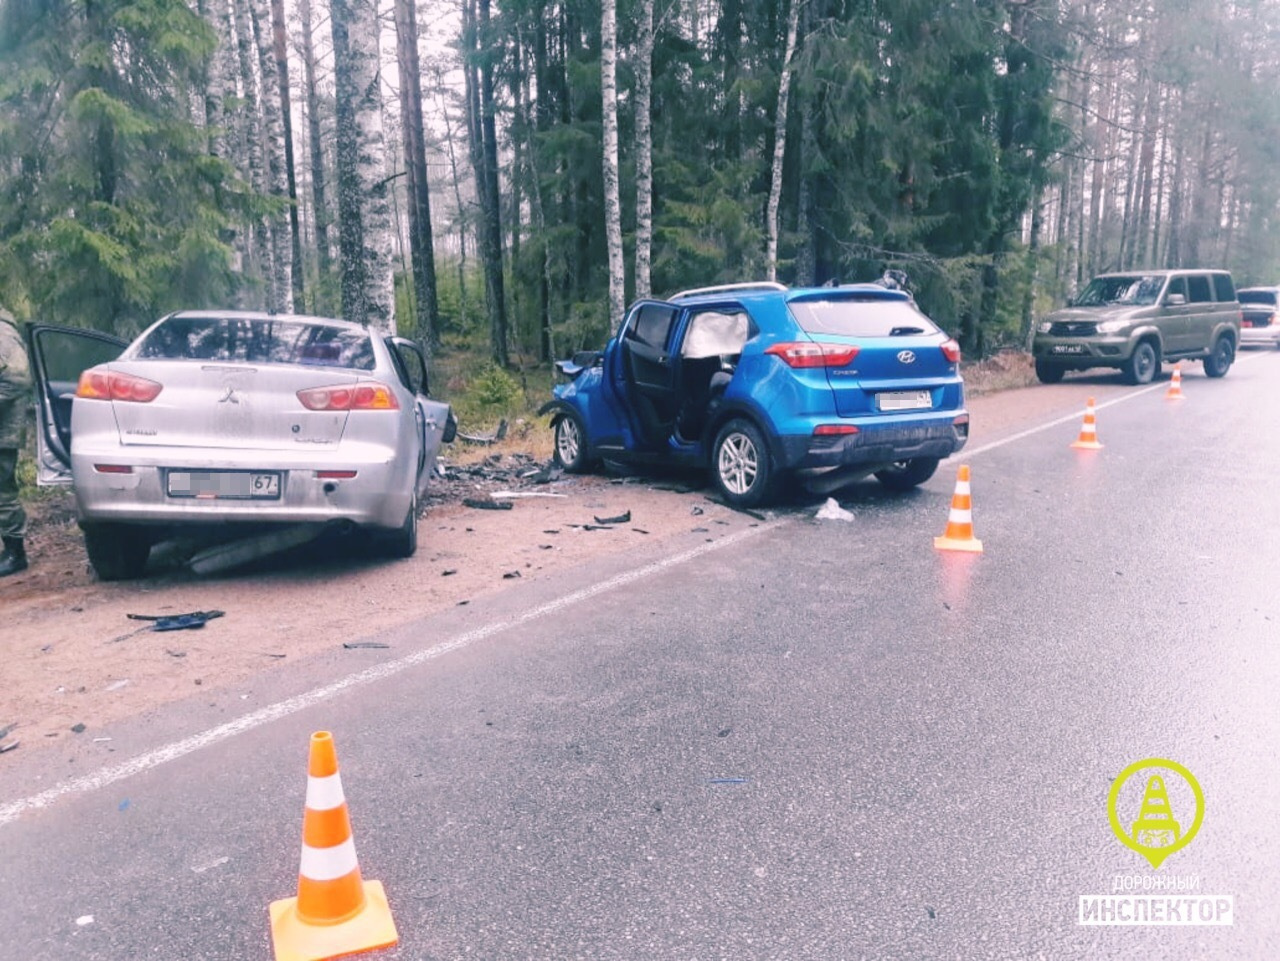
[269,732,399,961]
[1070,396,1104,450]
[934,464,983,553]
[1165,363,1185,401]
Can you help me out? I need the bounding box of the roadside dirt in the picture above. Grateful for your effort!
[0,358,1156,758]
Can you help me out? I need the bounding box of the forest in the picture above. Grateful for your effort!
[2,0,1279,370]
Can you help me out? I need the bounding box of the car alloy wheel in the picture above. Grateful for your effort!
[711,418,775,507]
[553,412,595,473]
[717,430,758,495]
[1124,341,1158,385]
[556,416,580,465]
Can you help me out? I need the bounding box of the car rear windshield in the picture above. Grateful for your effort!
[132,316,376,370]
[787,298,940,337]
[1074,275,1164,307]
[1238,290,1278,305]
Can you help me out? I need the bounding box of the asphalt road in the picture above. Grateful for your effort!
[3,354,1279,960]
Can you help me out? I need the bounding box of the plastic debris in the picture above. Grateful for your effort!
[71,723,86,734]
[104,679,130,692]
[342,642,390,650]
[593,510,632,525]
[462,497,513,511]
[815,497,855,522]
[75,916,94,927]
[126,610,225,631]
[457,418,508,444]
[503,570,521,579]
[489,491,568,499]
[708,777,749,784]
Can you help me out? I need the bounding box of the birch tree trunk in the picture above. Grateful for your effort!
[331,0,394,332]
[297,0,331,276]
[765,0,799,283]
[250,0,293,313]
[633,0,654,299]
[464,0,509,364]
[232,0,269,302]
[434,66,470,329]
[601,0,625,331]
[203,0,233,159]
[394,0,441,351]
[269,0,304,302]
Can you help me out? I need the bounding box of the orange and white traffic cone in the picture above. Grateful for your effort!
[934,464,983,553]
[1165,363,1185,401]
[269,732,399,961]
[1070,396,1104,450]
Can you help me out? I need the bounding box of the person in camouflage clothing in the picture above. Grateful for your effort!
[0,307,31,576]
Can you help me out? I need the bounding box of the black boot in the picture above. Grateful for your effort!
[0,536,27,576]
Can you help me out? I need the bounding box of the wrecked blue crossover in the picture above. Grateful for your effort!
[539,282,969,507]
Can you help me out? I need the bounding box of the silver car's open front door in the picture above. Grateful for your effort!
[388,337,453,497]
[23,325,127,486]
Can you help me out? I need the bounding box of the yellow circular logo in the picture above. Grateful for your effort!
[1107,758,1204,870]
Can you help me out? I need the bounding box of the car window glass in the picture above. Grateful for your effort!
[681,310,749,358]
[393,342,427,394]
[1213,274,1236,302]
[1164,277,1187,302]
[788,298,940,337]
[1076,275,1163,306]
[131,317,376,369]
[34,330,122,383]
[1238,290,1277,305]
[628,305,677,350]
[1186,275,1213,303]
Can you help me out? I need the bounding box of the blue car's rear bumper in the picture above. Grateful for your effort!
[774,417,969,471]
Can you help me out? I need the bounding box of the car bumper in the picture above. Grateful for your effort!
[1032,335,1130,365]
[774,416,969,472]
[69,442,414,530]
[1240,325,1280,346]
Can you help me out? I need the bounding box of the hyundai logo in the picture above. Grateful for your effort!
[897,350,916,364]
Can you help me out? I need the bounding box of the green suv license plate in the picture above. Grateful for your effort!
[168,471,281,499]
[1050,344,1087,354]
[877,390,932,411]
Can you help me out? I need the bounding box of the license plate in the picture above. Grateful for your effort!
[1051,344,1087,355]
[876,390,932,411]
[168,471,281,499]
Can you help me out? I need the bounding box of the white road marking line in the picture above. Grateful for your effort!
[957,351,1268,461]
[0,523,782,827]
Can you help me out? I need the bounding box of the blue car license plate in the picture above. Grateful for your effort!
[168,471,281,499]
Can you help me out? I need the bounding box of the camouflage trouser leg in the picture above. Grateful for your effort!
[0,447,25,539]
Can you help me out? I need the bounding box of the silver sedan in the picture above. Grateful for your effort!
[26,311,454,580]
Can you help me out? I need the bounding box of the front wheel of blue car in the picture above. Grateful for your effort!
[553,412,595,473]
[712,418,775,508]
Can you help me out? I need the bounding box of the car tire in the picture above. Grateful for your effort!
[82,523,151,581]
[1123,340,1159,385]
[874,457,941,492]
[553,412,594,473]
[1034,359,1066,384]
[711,418,775,508]
[379,497,418,559]
[1203,335,1234,378]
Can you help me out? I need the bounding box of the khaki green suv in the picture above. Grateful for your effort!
[1032,269,1242,384]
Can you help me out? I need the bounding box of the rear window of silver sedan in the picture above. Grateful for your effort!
[132,316,376,370]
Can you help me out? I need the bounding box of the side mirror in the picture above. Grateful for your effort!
[1165,293,1186,307]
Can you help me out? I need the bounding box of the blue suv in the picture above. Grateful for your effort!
[539,282,969,507]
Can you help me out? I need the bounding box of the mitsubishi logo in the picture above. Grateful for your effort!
[217,387,240,404]
[897,350,916,364]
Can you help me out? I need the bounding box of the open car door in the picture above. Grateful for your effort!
[615,301,680,446]
[23,325,128,486]
[387,337,452,498]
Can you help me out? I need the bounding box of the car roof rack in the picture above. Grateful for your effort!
[669,281,787,301]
